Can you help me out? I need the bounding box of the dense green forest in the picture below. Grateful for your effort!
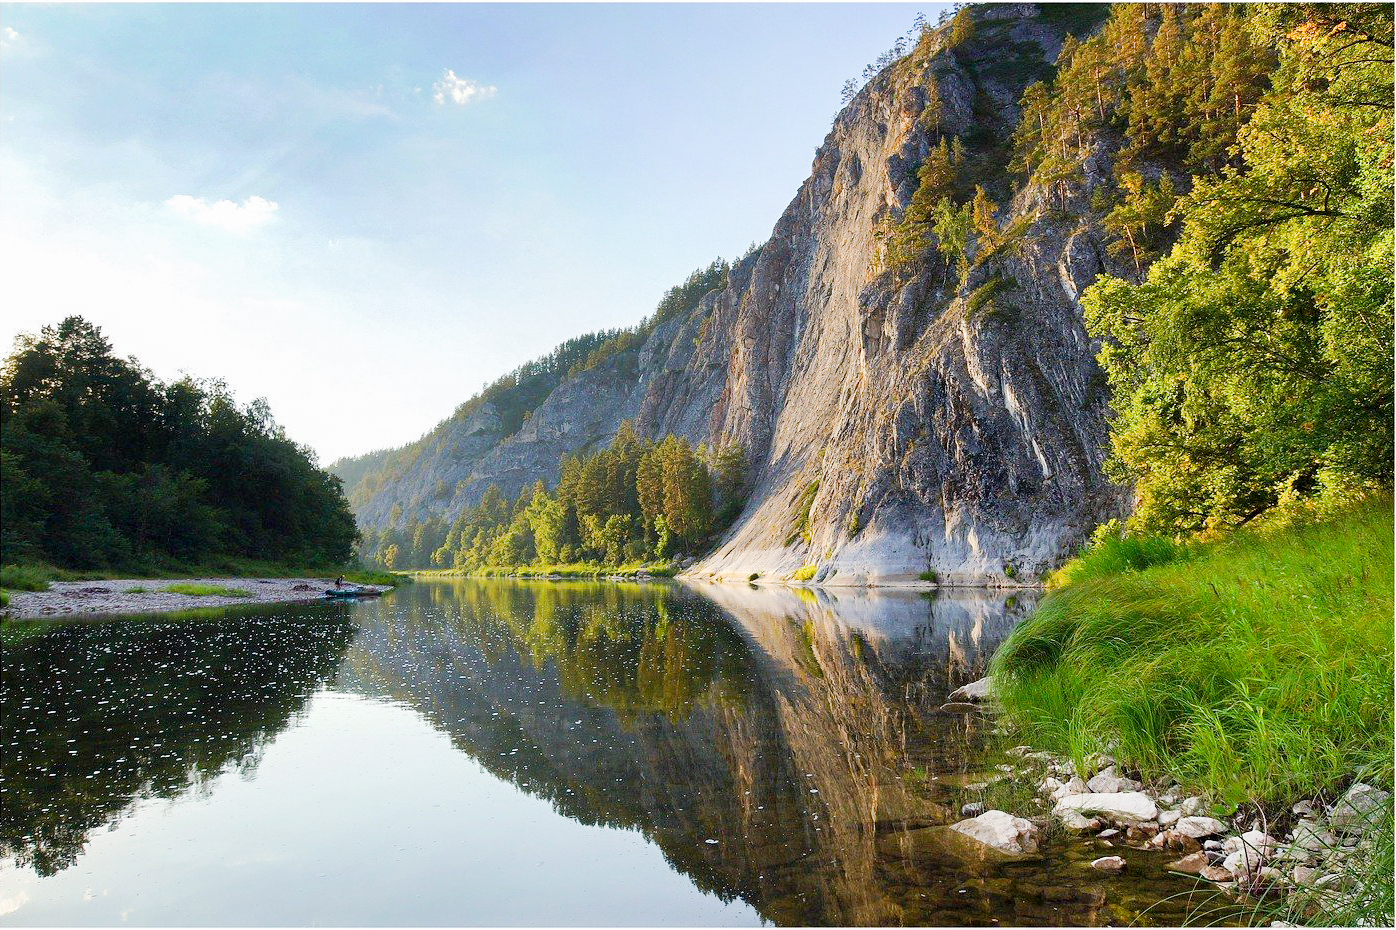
[1,317,358,571]
[359,423,747,572]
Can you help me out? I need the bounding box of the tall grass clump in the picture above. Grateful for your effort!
[991,498,1393,809]
[0,564,52,591]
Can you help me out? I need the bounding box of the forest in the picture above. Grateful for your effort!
[0,317,358,572]
[358,422,747,572]
[904,2,1392,535]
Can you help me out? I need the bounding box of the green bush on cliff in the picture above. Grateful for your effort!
[992,497,1394,808]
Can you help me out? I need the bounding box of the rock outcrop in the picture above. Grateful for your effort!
[334,4,1132,584]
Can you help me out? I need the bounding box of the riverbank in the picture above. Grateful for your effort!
[1,573,403,620]
[964,496,1394,925]
[412,561,679,581]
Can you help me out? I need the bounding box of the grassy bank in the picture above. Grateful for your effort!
[990,498,1393,808]
[414,561,677,580]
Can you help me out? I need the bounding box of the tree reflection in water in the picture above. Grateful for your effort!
[1,604,355,877]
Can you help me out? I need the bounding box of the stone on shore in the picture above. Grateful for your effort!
[1054,791,1159,826]
[1328,782,1391,833]
[1091,855,1126,873]
[1168,851,1210,874]
[1199,865,1234,883]
[1051,776,1087,802]
[1086,765,1142,793]
[1174,816,1229,839]
[1059,809,1103,831]
[949,810,1038,855]
[946,676,992,703]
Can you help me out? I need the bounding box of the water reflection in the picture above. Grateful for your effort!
[1,581,1212,926]
[1,605,354,877]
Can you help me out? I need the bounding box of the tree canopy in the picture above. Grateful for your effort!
[1,317,358,568]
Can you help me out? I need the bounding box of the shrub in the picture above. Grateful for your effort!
[791,563,818,582]
[918,569,938,583]
[748,572,759,582]
[0,565,51,591]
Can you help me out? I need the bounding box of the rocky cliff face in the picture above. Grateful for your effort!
[337,4,1131,584]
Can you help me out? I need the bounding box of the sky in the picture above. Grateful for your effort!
[0,2,944,464]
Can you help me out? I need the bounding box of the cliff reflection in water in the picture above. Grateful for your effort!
[0,606,355,878]
[342,579,1081,926]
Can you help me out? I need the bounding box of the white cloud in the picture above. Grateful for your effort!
[165,194,279,233]
[2,26,21,48]
[432,70,496,107]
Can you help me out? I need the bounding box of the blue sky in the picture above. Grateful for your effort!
[0,3,941,462]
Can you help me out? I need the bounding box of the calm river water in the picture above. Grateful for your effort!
[1,579,1212,926]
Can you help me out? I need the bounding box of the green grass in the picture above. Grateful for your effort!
[0,590,8,608]
[341,569,408,587]
[918,569,938,583]
[163,583,253,598]
[123,586,149,594]
[992,498,1393,809]
[0,564,52,591]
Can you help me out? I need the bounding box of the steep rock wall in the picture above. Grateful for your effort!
[341,4,1130,584]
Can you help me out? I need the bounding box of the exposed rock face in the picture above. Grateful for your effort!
[336,4,1129,583]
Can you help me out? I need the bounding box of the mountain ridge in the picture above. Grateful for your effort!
[332,4,1137,584]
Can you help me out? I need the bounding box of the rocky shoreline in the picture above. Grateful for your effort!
[942,676,1391,922]
[2,577,390,620]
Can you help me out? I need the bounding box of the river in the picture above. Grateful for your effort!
[1,579,1211,925]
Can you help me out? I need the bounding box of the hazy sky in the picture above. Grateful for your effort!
[1,3,941,463]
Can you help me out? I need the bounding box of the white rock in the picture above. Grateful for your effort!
[1178,796,1208,816]
[1290,865,1317,887]
[1085,765,1142,793]
[1158,809,1181,827]
[1091,855,1126,872]
[1328,782,1392,833]
[1223,848,1262,881]
[946,677,992,703]
[1051,776,1087,802]
[1175,816,1230,839]
[1059,809,1103,831]
[1284,819,1338,859]
[1203,839,1224,851]
[1098,828,1120,839]
[961,801,986,817]
[1291,800,1316,817]
[949,809,1038,855]
[1040,776,1064,797]
[1054,791,1159,826]
[1240,830,1280,858]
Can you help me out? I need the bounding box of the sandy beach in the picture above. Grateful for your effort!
[3,577,390,620]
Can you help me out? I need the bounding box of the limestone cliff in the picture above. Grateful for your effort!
[334,4,1132,584]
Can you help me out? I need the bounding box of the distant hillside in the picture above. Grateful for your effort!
[329,260,728,526]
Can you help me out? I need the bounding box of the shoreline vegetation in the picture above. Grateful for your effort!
[412,562,679,581]
[956,496,1393,925]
